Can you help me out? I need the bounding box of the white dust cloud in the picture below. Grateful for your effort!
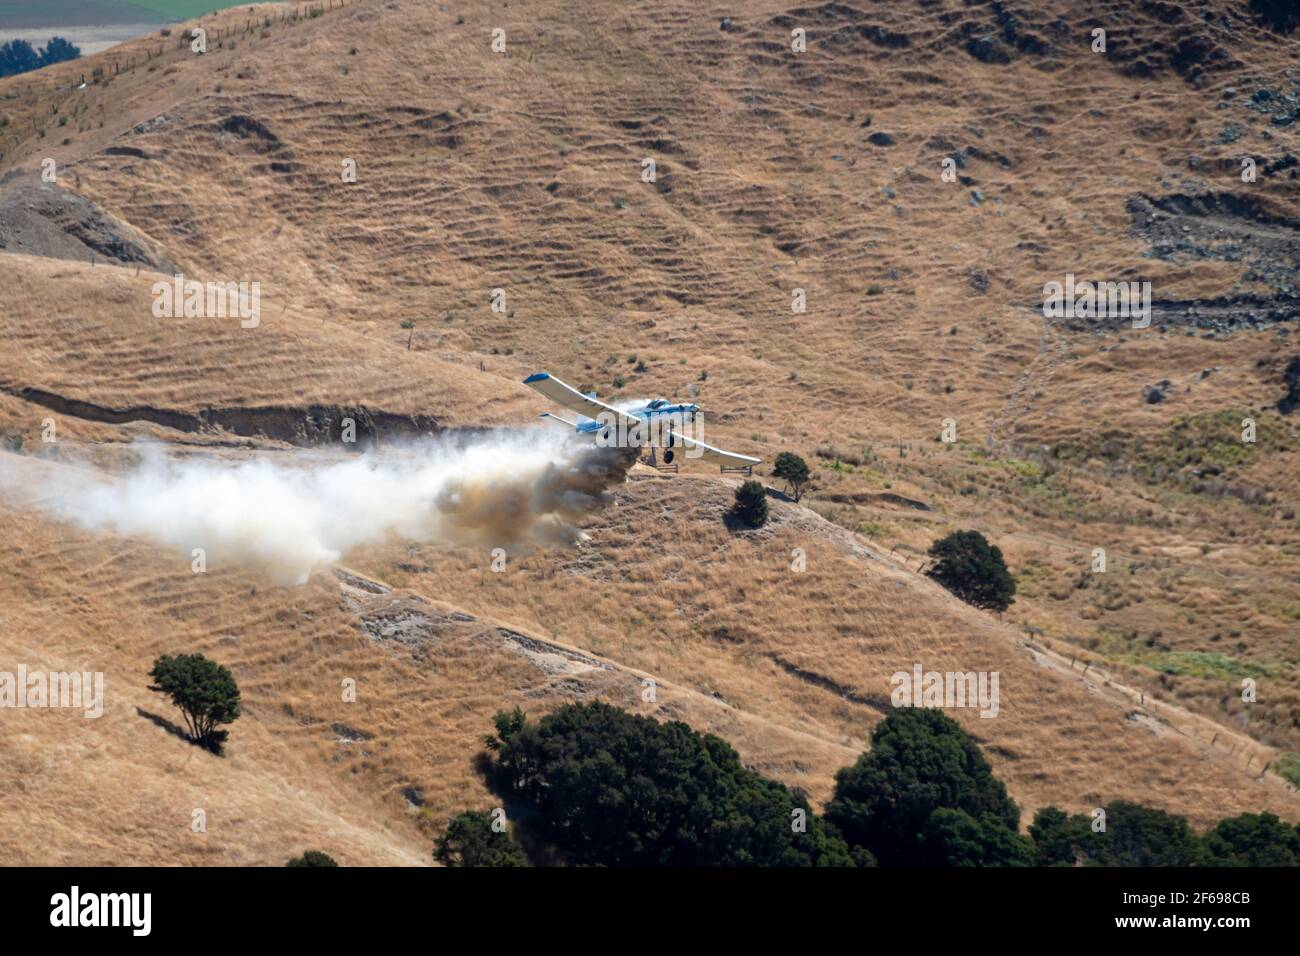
[1,431,635,586]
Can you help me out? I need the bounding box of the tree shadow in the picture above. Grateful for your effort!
[136,706,224,755]
[472,750,563,865]
[722,506,770,532]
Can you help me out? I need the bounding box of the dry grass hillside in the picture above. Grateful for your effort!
[0,0,1297,864]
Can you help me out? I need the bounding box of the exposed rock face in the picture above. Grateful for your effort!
[0,175,177,271]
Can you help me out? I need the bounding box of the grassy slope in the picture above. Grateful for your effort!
[0,0,1297,862]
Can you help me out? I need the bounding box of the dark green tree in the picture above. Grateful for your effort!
[1031,802,1203,867]
[1202,812,1300,866]
[0,40,40,79]
[1029,806,1094,866]
[1093,801,1204,866]
[849,845,878,867]
[772,452,811,502]
[825,707,1022,866]
[148,653,241,753]
[731,479,769,529]
[927,530,1016,611]
[483,702,854,866]
[287,850,338,867]
[434,810,529,867]
[921,807,1035,867]
[39,37,81,68]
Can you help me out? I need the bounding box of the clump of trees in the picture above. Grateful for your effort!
[1032,804,1300,867]
[772,452,811,502]
[927,529,1016,612]
[476,702,853,866]
[431,701,1300,867]
[434,810,528,867]
[731,479,769,528]
[1202,812,1300,866]
[826,708,1032,866]
[148,653,241,753]
[287,850,338,867]
[0,38,81,79]
[1030,802,1201,866]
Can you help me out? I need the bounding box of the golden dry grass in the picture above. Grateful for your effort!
[0,0,1297,864]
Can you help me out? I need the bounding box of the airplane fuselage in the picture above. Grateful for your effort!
[572,399,699,434]
[524,371,759,471]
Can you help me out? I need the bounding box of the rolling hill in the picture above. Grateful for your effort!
[0,0,1297,864]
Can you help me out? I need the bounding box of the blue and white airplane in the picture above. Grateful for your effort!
[524,372,761,472]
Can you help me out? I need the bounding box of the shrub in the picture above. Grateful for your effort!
[40,37,82,68]
[1276,751,1300,788]
[927,529,1016,611]
[1030,802,1204,866]
[1089,801,1204,866]
[1029,806,1094,866]
[0,40,40,78]
[731,479,769,528]
[435,810,529,867]
[772,452,811,502]
[287,850,338,867]
[921,807,1035,867]
[1202,812,1300,866]
[148,653,241,753]
[482,703,854,866]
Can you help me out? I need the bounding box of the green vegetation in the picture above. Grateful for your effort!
[0,37,80,79]
[772,451,811,502]
[1276,753,1300,789]
[927,529,1016,612]
[1114,649,1272,681]
[1057,411,1296,502]
[1028,806,1093,866]
[434,810,529,867]
[1029,804,1300,868]
[826,708,1031,866]
[432,702,1300,867]
[287,850,338,867]
[857,519,892,539]
[1202,812,1300,866]
[1031,802,1203,866]
[481,703,854,866]
[984,456,1048,481]
[731,479,769,529]
[148,653,241,753]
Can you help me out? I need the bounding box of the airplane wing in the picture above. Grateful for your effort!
[672,432,762,470]
[525,372,761,470]
[523,373,640,430]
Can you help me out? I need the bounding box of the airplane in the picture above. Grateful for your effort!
[524,372,761,473]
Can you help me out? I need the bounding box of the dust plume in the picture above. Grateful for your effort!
[0,430,636,586]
